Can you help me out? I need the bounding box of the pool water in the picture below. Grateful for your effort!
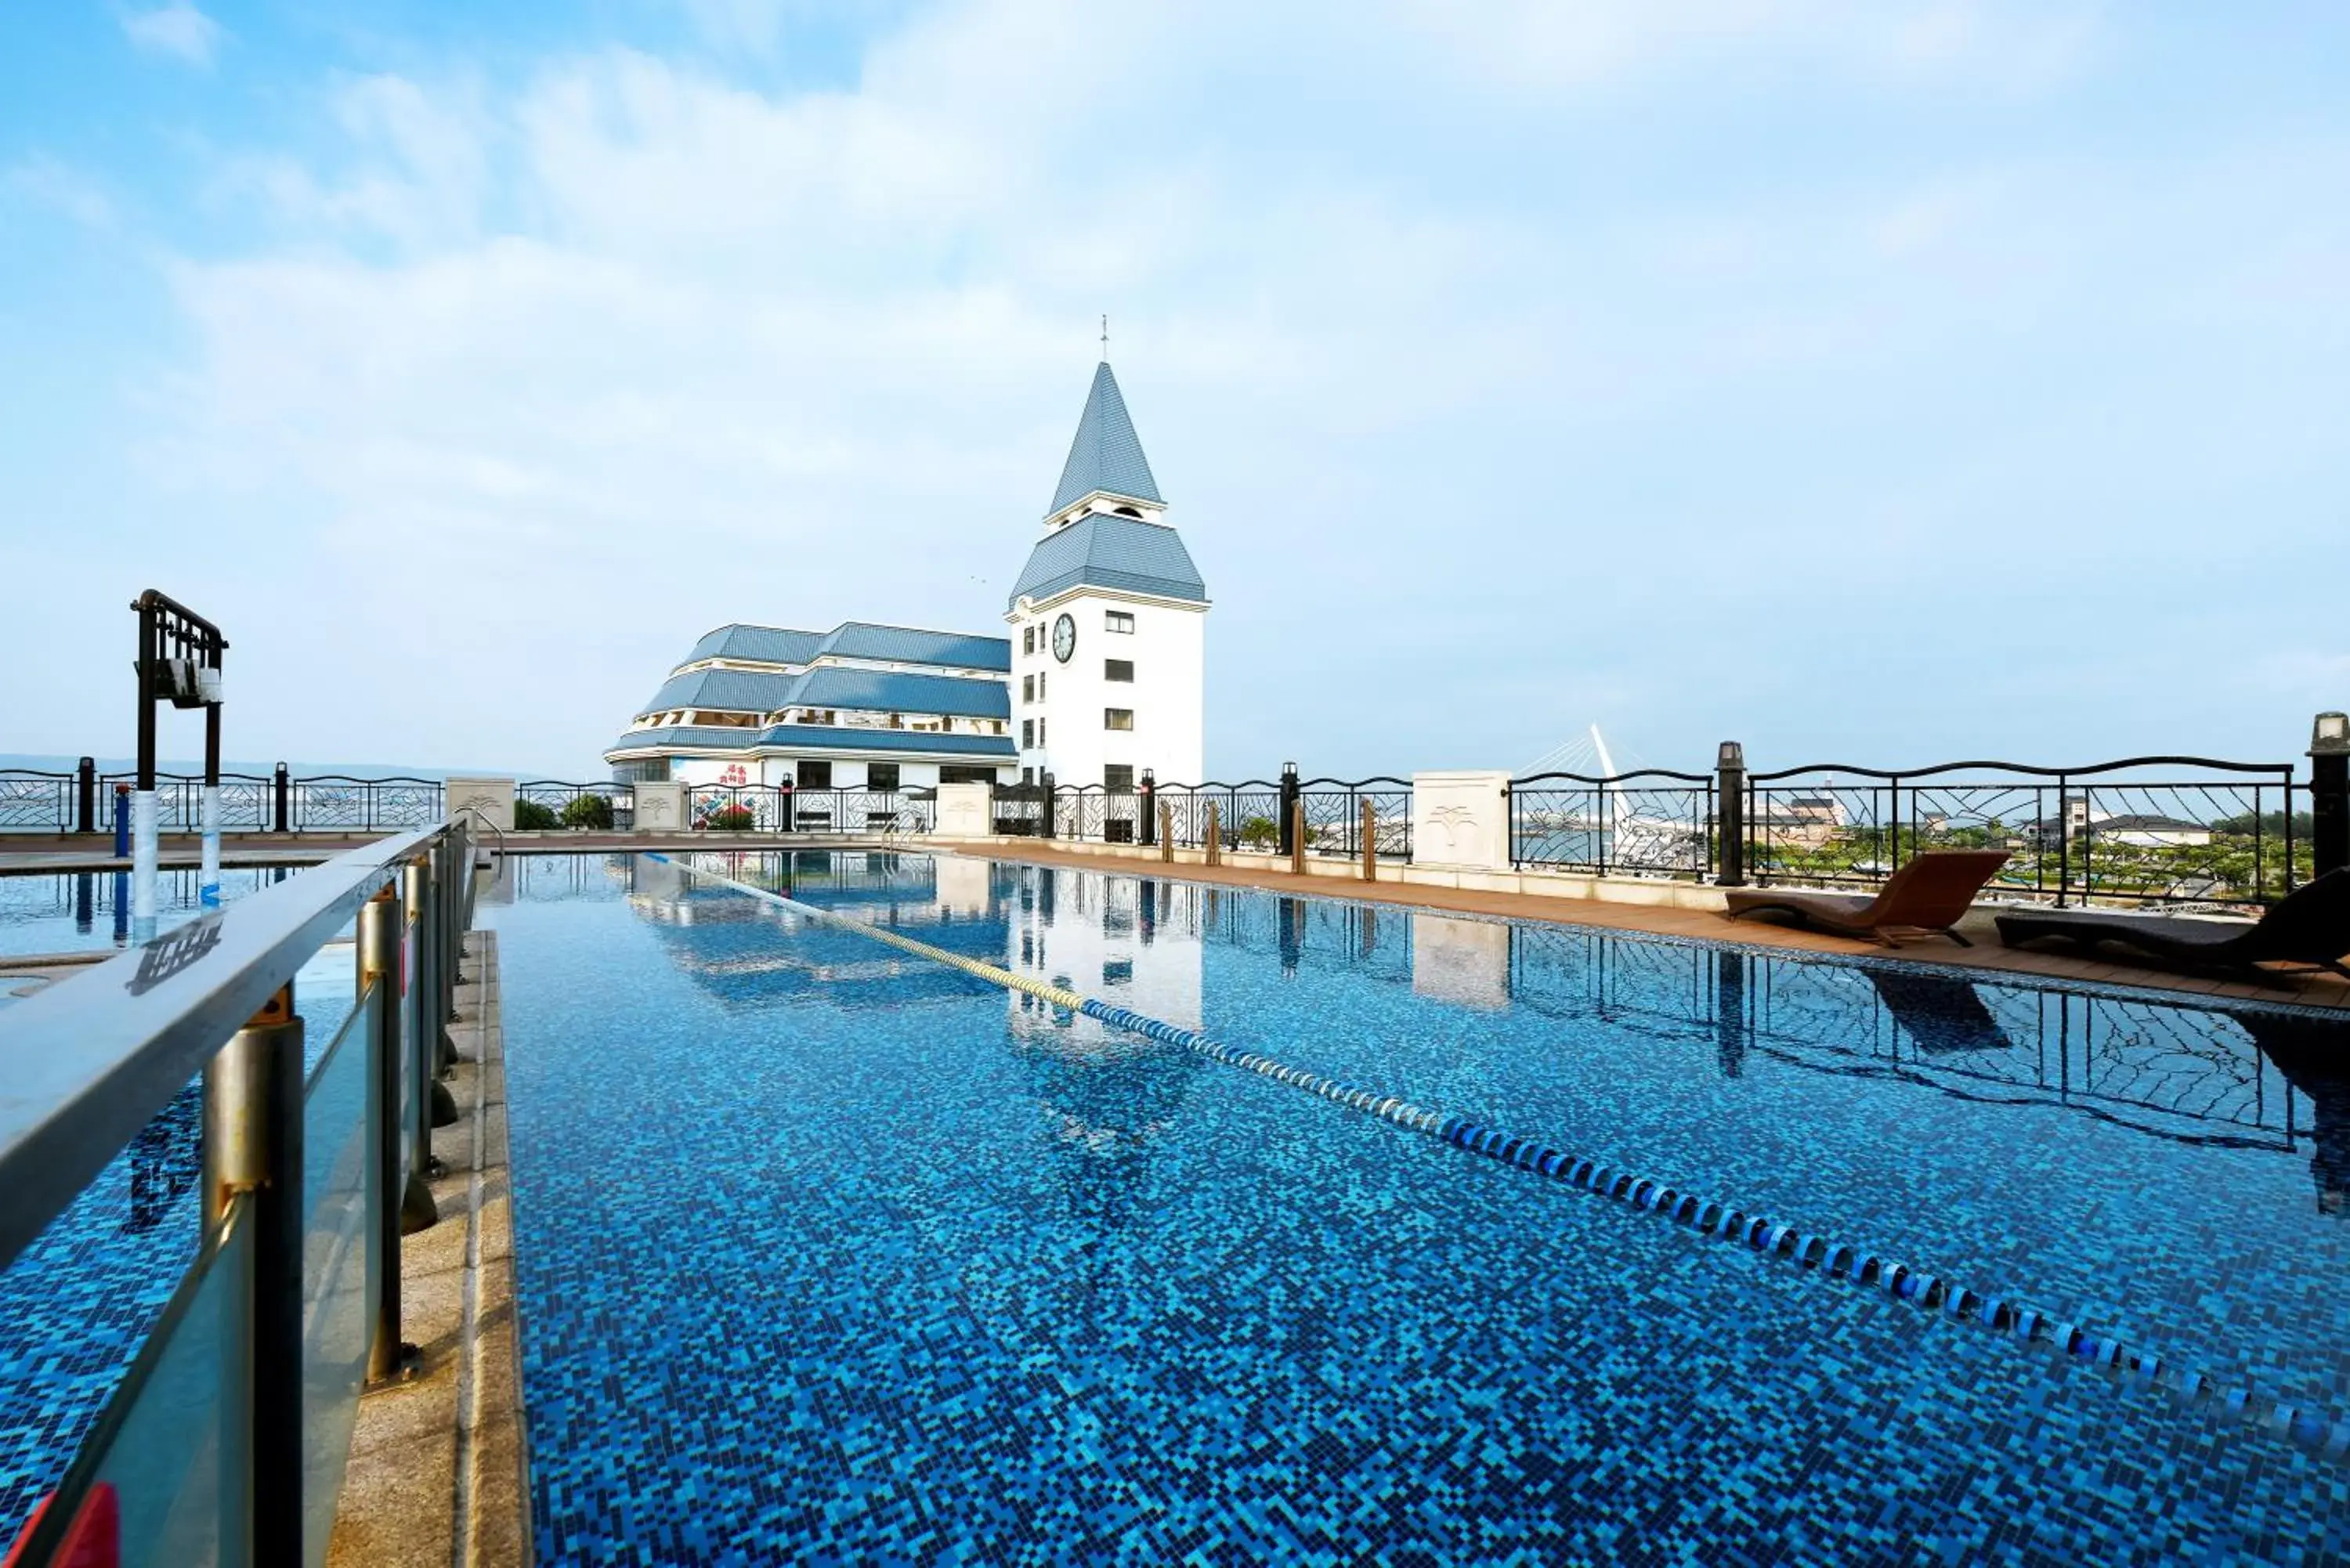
[487,851,2350,1563]
[0,867,294,964]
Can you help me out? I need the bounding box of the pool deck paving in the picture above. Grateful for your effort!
[945,840,2350,1011]
[327,927,531,1568]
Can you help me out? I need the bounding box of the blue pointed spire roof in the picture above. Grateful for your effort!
[1047,360,1162,517]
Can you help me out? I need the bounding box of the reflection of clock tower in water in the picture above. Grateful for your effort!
[1007,352,1209,790]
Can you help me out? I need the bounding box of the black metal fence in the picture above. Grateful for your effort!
[1149,780,1286,853]
[1509,769,1713,879]
[9,735,2337,911]
[1741,757,2304,909]
[1299,776,1413,861]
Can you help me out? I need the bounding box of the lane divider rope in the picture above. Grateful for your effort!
[653,852,2350,1465]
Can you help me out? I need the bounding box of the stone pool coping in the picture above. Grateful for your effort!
[327,928,531,1566]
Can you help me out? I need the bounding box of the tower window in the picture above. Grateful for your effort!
[1022,720,1035,749]
[1104,659,1133,682]
[1104,764,1134,792]
[1023,626,1036,655]
[1104,708,1133,732]
[1022,674,1034,703]
[1105,611,1135,634]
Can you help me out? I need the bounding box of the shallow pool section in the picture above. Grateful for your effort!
[491,852,2350,1563]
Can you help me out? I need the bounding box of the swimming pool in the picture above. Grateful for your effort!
[492,851,2350,1562]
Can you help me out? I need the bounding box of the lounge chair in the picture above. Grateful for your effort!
[1723,850,2011,946]
[1994,869,2350,978]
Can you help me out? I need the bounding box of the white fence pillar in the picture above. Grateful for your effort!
[1410,771,1512,871]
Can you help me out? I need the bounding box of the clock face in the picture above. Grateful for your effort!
[1051,612,1076,663]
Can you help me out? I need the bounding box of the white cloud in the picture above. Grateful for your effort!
[121,2,223,68]
[105,0,2350,771]
[6,155,114,227]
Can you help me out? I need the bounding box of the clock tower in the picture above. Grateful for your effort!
[1007,356,1209,795]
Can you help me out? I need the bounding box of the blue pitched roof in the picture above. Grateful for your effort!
[810,623,1010,671]
[605,724,1016,760]
[686,625,825,665]
[1047,361,1162,516]
[1008,514,1208,609]
[678,621,1009,673]
[641,665,1009,720]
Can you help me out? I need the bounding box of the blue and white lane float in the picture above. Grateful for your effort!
[653,852,2350,1465]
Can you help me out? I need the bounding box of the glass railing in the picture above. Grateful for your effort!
[0,822,477,1568]
[11,1196,253,1566]
[300,982,380,1568]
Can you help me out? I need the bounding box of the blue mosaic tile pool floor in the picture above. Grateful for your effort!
[490,852,2350,1563]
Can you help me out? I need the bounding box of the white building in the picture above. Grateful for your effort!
[1007,361,1210,791]
[606,356,1209,807]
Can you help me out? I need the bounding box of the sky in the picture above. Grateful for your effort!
[2,2,2346,779]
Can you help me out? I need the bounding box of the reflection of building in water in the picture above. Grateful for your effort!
[993,865,1209,1234]
[1000,864,1202,1040]
[1411,913,1511,1011]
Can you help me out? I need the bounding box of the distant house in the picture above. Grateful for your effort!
[2082,813,2212,847]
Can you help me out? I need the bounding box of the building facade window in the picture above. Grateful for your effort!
[1105,610,1135,634]
[1104,764,1134,791]
[1036,670,1047,700]
[941,765,996,785]
[1022,674,1034,702]
[1104,659,1133,682]
[797,760,833,789]
[1023,625,1036,655]
[867,762,901,791]
[1022,719,1035,749]
[1039,717,1047,746]
[1104,708,1133,731]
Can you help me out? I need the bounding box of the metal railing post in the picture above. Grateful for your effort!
[1716,742,1746,887]
[2312,713,2350,879]
[202,983,306,1568]
[358,890,418,1385]
[273,763,291,833]
[1288,761,1307,860]
[1039,771,1056,840]
[403,857,450,1200]
[75,756,96,833]
[1138,770,1155,847]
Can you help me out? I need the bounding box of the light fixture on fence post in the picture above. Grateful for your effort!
[2310,712,2349,879]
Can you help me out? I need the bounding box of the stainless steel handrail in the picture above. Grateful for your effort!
[0,822,441,1271]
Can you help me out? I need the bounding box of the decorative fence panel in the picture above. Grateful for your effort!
[1509,770,1714,878]
[1298,778,1414,861]
[1150,782,1284,854]
[287,776,444,831]
[518,779,633,830]
[0,770,75,831]
[95,771,274,833]
[991,784,1050,836]
[1743,757,2303,909]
